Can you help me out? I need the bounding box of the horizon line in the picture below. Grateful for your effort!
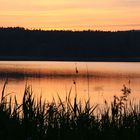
[0,26,140,32]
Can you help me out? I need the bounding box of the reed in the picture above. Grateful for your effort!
[0,82,140,140]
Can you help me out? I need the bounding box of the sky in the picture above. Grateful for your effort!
[0,0,140,31]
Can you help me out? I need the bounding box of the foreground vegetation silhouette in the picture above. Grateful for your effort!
[0,80,140,140]
[0,27,140,61]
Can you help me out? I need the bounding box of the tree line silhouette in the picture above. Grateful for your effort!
[0,27,140,61]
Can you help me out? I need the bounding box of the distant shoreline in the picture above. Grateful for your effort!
[0,56,140,62]
[1,27,140,62]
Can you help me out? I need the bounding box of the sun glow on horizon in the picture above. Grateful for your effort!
[0,0,140,31]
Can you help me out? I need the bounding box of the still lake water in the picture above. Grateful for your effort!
[0,61,140,106]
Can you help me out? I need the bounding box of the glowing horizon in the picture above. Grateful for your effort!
[0,0,140,31]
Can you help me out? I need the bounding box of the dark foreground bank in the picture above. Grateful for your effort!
[0,27,140,61]
[0,80,140,140]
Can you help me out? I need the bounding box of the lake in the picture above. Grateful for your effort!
[0,61,140,107]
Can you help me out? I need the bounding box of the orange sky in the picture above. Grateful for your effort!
[0,0,140,31]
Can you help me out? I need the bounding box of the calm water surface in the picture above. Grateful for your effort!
[0,61,140,106]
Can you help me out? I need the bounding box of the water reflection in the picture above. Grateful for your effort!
[0,61,140,106]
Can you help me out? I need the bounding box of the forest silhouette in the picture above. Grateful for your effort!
[0,27,140,61]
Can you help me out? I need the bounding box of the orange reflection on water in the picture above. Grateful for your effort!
[0,75,140,107]
[0,61,140,107]
[0,61,140,77]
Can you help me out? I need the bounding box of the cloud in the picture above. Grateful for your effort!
[1,0,139,13]
[114,0,140,7]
